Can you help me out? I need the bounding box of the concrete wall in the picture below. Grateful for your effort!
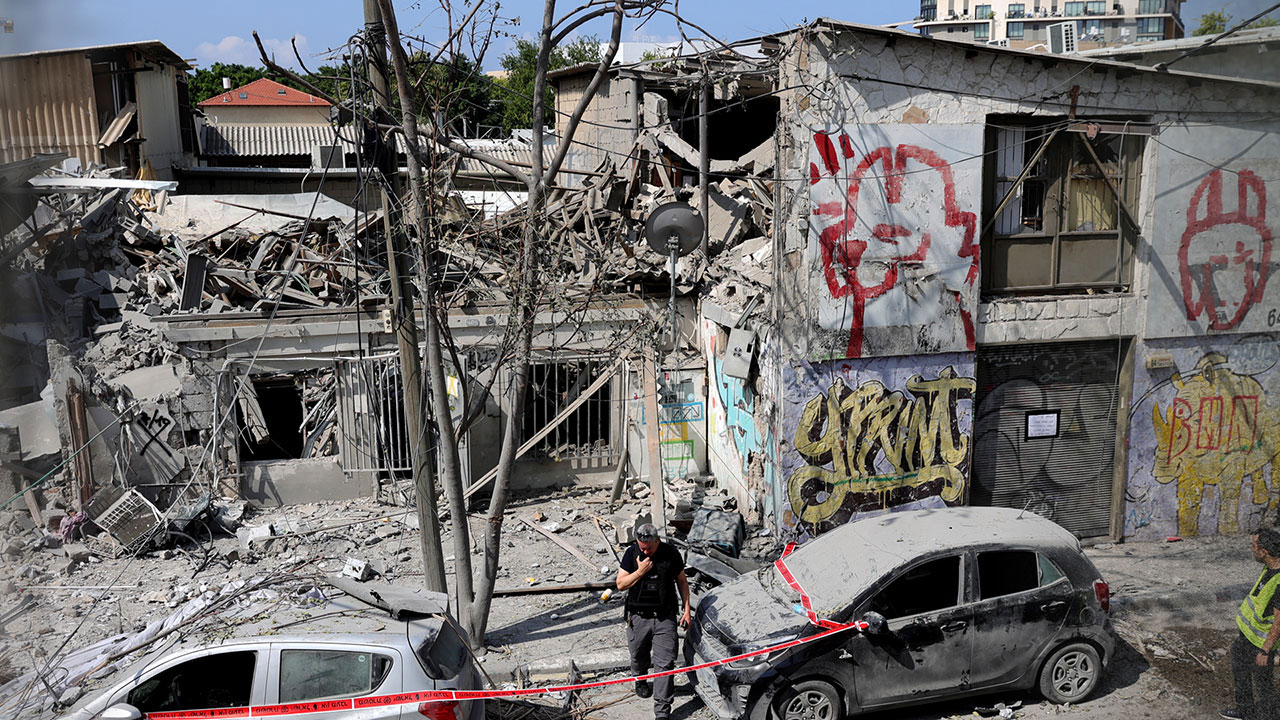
[552,72,638,185]
[769,25,1280,539]
[199,105,330,125]
[1125,336,1280,540]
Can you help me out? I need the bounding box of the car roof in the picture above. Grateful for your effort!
[784,508,1081,612]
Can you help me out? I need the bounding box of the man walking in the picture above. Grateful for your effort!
[616,523,691,720]
[1223,528,1280,720]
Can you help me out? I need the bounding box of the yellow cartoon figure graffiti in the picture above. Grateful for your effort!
[789,366,975,529]
[1152,353,1279,536]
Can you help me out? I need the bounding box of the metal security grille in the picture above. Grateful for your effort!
[519,359,616,461]
[335,355,412,484]
[972,339,1123,538]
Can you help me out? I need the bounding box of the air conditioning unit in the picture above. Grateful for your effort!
[988,38,1011,46]
[311,144,345,169]
[1048,21,1078,52]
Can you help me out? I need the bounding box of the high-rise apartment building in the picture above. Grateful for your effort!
[915,0,1185,49]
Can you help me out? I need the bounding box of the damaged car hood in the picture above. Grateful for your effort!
[699,570,812,646]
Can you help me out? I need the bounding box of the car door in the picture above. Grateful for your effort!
[265,643,404,719]
[114,647,265,716]
[843,553,974,709]
[968,549,1074,688]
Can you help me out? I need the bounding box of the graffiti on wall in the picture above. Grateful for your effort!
[1144,124,1279,338]
[786,364,975,535]
[1179,169,1273,331]
[807,126,982,359]
[1151,352,1280,536]
[1126,336,1280,540]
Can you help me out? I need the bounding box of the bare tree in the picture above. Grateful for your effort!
[373,0,667,645]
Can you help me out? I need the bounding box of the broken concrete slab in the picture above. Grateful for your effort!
[0,400,60,461]
[106,364,182,399]
[240,458,373,508]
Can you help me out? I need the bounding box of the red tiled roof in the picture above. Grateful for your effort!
[197,77,330,107]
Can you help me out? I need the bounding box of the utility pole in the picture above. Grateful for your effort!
[364,0,447,593]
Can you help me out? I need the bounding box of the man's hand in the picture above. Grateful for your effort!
[680,606,691,628]
[1257,652,1273,667]
[636,557,653,576]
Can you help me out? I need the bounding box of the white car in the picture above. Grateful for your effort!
[71,585,484,720]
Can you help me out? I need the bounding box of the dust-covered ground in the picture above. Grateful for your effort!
[0,484,1256,719]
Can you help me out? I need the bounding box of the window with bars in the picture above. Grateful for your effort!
[519,359,616,461]
[981,118,1145,295]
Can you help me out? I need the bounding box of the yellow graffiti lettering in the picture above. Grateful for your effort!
[1152,353,1279,536]
[788,366,975,527]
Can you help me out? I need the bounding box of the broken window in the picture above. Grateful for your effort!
[239,378,305,460]
[978,550,1068,599]
[279,650,392,703]
[127,651,256,712]
[519,359,615,461]
[417,624,470,680]
[869,555,962,620]
[982,117,1145,295]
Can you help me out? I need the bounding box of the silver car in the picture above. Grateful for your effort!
[70,591,485,720]
[685,508,1115,720]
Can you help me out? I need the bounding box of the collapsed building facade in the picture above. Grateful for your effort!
[3,19,1280,556]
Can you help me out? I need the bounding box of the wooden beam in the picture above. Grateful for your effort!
[520,518,601,572]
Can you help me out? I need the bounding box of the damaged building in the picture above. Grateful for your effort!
[3,18,1280,562]
[549,18,1280,543]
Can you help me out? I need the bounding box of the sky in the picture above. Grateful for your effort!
[0,0,1274,70]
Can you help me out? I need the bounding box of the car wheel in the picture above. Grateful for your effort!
[773,679,842,720]
[1039,642,1102,704]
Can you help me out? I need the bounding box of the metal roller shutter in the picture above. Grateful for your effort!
[972,340,1123,538]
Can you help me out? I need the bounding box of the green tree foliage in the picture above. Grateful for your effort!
[411,54,502,137]
[1193,8,1280,35]
[496,35,601,131]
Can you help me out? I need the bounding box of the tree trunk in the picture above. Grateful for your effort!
[376,0,474,626]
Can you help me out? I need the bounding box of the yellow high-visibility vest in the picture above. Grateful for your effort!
[1238,569,1280,650]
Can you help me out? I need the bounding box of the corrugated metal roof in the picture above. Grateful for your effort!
[0,51,100,165]
[0,40,191,70]
[198,78,331,107]
[200,124,358,157]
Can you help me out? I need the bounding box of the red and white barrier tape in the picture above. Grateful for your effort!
[146,546,861,719]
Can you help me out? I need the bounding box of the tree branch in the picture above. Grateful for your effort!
[252,31,341,105]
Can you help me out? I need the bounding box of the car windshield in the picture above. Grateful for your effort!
[774,528,908,616]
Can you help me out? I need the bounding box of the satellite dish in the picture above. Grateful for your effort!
[644,201,703,258]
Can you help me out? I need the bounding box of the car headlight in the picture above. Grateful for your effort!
[725,645,782,669]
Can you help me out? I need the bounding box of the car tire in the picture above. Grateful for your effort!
[772,679,842,720]
[1038,642,1102,704]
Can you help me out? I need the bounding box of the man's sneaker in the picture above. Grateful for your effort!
[1220,708,1245,720]
[635,681,653,699]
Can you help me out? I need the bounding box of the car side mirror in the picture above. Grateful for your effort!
[860,611,888,635]
[101,703,142,720]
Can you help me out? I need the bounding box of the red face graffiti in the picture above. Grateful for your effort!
[1178,169,1272,331]
[809,134,979,358]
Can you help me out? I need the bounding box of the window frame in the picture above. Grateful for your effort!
[1008,21,1026,37]
[980,117,1147,297]
[975,549,1069,600]
[124,650,260,713]
[865,554,966,621]
[975,22,991,39]
[277,648,395,704]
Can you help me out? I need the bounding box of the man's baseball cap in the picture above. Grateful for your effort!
[636,523,659,541]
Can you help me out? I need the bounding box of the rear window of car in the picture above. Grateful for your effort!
[978,550,1065,599]
[279,650,392,703]
[417,622,470,680]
